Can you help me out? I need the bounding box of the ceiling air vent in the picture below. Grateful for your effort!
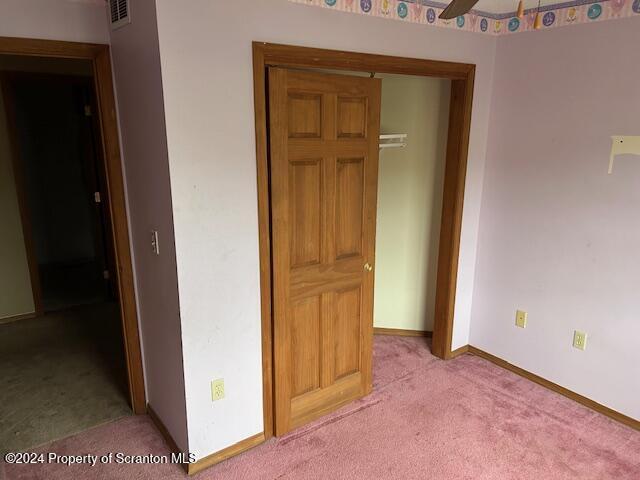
[109,0,130,30]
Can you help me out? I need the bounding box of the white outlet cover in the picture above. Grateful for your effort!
[573,331,587,350]
[211,379,225,401]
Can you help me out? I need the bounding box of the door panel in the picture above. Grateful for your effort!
[337,97,367,138]
[290,296,321,396]
[335,157,364,259]
[288,93,322,138]
[334,287,362,380]
[289,159,322,267]
[269,67,381,435]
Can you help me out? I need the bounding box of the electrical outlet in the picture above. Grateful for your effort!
[515,310,528,328]
[211,379,225,401]
[573,331,587,350]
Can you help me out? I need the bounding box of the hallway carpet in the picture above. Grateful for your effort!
[0,303,131,455]
[4,336,639,479]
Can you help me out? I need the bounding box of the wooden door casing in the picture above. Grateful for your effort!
[268,68,381,435]
[253,42,476,440]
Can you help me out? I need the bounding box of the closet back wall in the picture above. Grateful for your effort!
[374,74,450,333]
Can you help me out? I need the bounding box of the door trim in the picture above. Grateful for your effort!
[0,36,146,414]
[252,42,475,439]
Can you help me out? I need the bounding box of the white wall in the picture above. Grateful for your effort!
[109,0,189,451]
[0,0,109,44]
[155,0,496,459]
[374,75,450,332]
[472,17,640,420]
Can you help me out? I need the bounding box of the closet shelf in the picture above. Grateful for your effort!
[379,133,407,150]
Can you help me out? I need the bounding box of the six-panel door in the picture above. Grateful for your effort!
[268,67,381,435]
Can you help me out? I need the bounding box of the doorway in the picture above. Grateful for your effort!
[253,43,475,438]
[3,71,116,313]
[0,38,145,452]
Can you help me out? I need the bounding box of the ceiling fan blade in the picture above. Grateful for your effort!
[438,0,481,19]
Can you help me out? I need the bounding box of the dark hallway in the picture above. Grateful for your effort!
[0,56,130,454]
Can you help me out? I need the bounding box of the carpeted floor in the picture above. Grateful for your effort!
[0,303,131,455]
[3,336,639,479]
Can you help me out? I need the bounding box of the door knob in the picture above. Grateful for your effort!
[364,263,373,272]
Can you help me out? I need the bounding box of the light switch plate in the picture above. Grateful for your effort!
[151,230,160,255]
[515,310,528,328]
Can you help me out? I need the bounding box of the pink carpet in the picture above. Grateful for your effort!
[4,336,639,479]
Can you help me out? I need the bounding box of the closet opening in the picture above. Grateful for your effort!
[253,42,474,438]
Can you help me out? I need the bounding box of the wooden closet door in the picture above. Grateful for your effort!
[268,67,381,435]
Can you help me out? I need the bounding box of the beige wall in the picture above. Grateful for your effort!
[374,75,450,332]
[0,90,35,319]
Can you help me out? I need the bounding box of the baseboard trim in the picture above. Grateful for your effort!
[148,405,266,475]
[467,346,639,432]
[448,344,469,358]
[147,404,189,473]
[0,311,36,324]
[374,327,433,338]
[187,432,266,476]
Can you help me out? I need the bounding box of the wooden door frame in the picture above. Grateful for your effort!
[0,36,146,414]
[253,42,475,439]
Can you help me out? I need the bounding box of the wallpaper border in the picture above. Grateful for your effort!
[289,0,640,36]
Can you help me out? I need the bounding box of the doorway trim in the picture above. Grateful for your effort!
[253,42,475,438]
[0,36,146,414]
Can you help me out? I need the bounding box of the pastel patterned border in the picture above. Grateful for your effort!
[289,0,640,35]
